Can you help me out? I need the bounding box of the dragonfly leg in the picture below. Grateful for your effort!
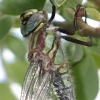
[61,35,92,46]
[57,28,75,35]
[57,4,86,35]
[74,4,93,46]
[54,26,92,46]
[56,4,93,46]
[48,0,56,23]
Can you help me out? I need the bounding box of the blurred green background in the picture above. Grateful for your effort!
[0,0,100,100]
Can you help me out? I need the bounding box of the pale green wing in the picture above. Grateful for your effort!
[20,61,54,100]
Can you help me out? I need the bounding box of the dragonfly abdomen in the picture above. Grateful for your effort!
[52,64,75,100]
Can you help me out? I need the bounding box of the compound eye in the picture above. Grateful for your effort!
[20,9,36,25]
[20,9,39,26]
[20,9,37,36]
[20,9,48,37]
[26,13,48,33]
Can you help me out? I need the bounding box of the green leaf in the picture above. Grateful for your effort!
[3,60,28,84]
[52,0,67,7]
[71,44,84,62]
[90,52,100,68]
[66,43,84,63]
[73,0,83,5]
[0,0,46,15]
[0,16,13,40]
[59,0,76,21]
[72,49,98,100]
[1,34,26,59]
[0,83,16,100]
[86,8,100,21]
[88,40,100,69]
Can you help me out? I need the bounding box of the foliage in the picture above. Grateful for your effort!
[0,0,100,100]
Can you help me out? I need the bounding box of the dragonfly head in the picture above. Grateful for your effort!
[20,9,48,37]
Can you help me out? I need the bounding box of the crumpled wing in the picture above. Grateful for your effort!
[20,61,54,100]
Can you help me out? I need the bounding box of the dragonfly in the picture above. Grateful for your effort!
[20,0,92,100]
